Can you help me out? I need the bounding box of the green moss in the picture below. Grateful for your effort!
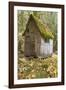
[23,14,54,39]
[31,14,54,39]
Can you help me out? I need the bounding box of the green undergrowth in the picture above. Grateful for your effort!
[18,54,58,79]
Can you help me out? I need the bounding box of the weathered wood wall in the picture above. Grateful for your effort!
[40,38,53,57]
[24,20,36,57]
[24,19,53,58]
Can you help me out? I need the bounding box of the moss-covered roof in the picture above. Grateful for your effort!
[23,14,54,39]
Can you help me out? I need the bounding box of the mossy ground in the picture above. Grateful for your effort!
[18,54,58,79]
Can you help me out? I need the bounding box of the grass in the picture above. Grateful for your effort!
[18,54,58,79]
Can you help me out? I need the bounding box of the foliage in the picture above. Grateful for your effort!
[18,54,58,79]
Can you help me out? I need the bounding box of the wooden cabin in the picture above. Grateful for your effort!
[23,14,54,58]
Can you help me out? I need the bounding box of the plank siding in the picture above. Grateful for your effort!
[40,38,53,57]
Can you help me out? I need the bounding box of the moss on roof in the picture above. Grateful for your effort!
[23,14,54,39]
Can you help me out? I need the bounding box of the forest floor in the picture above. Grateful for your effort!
[18,54,58,79]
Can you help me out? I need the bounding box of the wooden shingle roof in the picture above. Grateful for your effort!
[23,14,54,39]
